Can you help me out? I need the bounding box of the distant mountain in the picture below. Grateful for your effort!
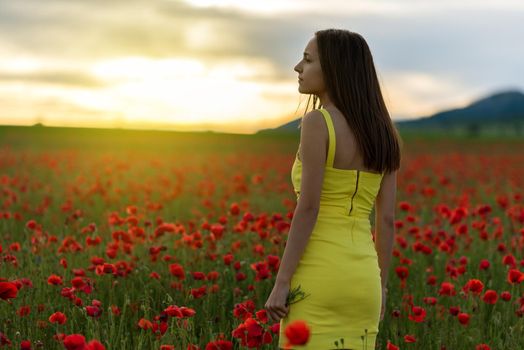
[257,89,524,135]
[396,89,524,130]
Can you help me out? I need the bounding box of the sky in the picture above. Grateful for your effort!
[0,0,522,134]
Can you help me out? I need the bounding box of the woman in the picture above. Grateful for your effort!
[264,29,402,349]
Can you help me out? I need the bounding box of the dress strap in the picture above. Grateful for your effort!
[318,108,336,167]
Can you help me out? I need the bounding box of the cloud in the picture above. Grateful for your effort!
[181,0,524,16]
[0,70,106,87]
[0,0,310,78]
[0,94,122,126]
[380,71,477,118]
[0,0,522,132]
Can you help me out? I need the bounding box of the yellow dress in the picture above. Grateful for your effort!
[279,108,384,350]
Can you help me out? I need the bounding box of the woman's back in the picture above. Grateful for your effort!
[298,106,382,175]
[292,108,383,226]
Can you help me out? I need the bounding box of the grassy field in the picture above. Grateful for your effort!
[0,125,523,349]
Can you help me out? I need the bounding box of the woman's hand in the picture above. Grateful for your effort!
[380,287,388,322]
[264,280,291,323]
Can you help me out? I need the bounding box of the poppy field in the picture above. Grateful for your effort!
[0,127,523,349]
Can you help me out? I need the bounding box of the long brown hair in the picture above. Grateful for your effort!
[300,29,402,175]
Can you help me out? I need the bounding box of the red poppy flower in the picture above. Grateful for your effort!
[210,223,225,240]
[152,321,168,336]
[138,318,153,330]
[482,290,498,304]
[479,259,490,270]
[463,279,484,295]
[386,341,400,350]
[502,254,517,269]
[86,305,102,318]
[63,334,86,350]
[230,202,240,215]
[47,274,63,286]
[255,309,268,324]
[49,311,67,325]
[207,271,220,281]
[438,282,456,296]
[395,266,409,288]
[449,306,460,316]
[284,320,310,345]
[458,312,470,325]
[500,291,512,301]
[0,282,18,300]
[25,219,37,230]
[86,340,106,350]
[191,271,206,280]
[169,263,185,280]
[223,253,234,265]
[507,269,524,284]
[404,334,417,343]
[399,201,411,211]
[205,339,233,350]
[408,306,426,323]
[17,305,31,317]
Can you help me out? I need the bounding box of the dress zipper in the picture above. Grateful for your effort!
[348,170,360,215]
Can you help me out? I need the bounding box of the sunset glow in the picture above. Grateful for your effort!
[0,0,521,133]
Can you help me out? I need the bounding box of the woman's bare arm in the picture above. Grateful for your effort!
[275,110,326,284]
[374,170,397,289]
